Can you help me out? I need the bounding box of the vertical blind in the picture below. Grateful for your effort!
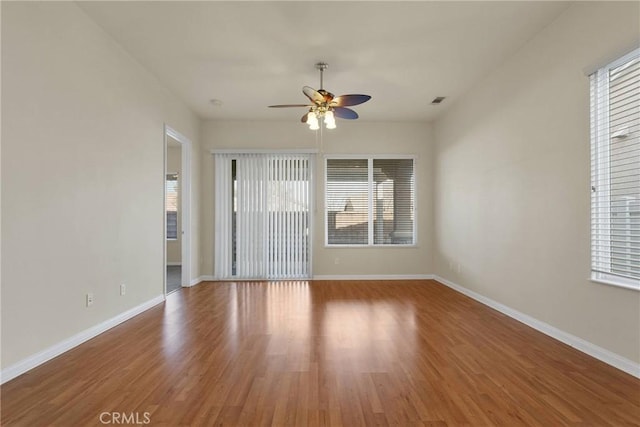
[590,48,640,286]
[326,157,415,245]
[214,152,312,279]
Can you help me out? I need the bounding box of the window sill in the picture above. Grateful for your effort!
[167,238,178,242]
[590,272,639,291]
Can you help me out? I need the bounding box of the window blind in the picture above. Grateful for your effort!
[166,174,178,240]
[214,153,312,279]
[326,159,369,245]
[590,48,640,288]
[326,157,415,245]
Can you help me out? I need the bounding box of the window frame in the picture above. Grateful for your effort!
[324,154,417,248]
[589,48,640,291]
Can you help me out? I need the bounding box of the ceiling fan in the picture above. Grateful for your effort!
[269,62,371,130]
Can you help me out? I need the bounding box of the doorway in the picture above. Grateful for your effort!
[164,125,191,294]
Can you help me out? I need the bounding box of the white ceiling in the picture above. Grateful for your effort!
[78,1,570,123]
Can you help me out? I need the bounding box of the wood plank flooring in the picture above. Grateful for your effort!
[2,280,639,426]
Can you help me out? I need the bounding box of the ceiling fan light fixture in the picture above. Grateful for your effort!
[268,62,370,131]
[307,111,320,130]
[324,110,336,129]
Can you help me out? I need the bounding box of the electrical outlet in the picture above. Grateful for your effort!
[86,293,94,307]
[120,284,126,296]
[334,257,340,265]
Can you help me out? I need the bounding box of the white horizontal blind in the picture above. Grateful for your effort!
[590,48,640,287]
[165,173,178,240]
[373,159,415,244]
[326,157,415,245]
[326,159,369,244]
[214,153,312,280]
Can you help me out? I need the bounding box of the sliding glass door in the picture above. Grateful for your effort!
[214,152,313,279]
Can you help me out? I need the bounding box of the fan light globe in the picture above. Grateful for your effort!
[307,112,320,130]
[324,111,336,129]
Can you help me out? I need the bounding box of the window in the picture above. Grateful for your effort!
[166,173,178,240]
[326,156,415,246]
[590,48,640,290]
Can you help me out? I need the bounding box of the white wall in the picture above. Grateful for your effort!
[433,1,640,363]
[166,146,182,264]
[1,2,201,369]
[200,120,433,278]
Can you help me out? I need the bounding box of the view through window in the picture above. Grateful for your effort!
[326,157,415,246]
[590,48,640,289]
[166,173,178,240]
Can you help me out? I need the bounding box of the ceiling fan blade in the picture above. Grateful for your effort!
[269,104,312,108]
[333,107,359,120]
[331,94,371,107]
[303,86,324,104]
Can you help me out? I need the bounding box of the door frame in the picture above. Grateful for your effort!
[163,124,192,293]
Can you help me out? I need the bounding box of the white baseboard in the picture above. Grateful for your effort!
[183,275,214,287]
[313,274,434,281]
[433,275,640,379]
[0,294,165,385]
[190,275,214,286]
[166,262,182,267]
[188,275,434,282]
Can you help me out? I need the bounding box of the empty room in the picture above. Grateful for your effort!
[1,1,639,425]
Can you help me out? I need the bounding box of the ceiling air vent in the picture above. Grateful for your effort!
[431,96,446,105]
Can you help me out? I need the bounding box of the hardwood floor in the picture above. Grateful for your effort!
[2,280,639,426]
